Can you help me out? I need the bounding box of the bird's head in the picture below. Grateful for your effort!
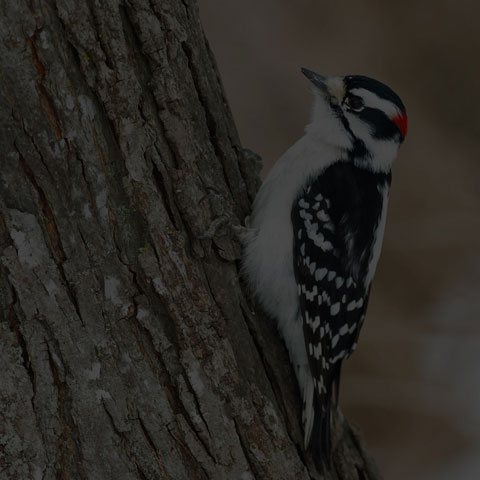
[302,68,407,173]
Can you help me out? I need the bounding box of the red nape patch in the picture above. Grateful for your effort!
[392,111,408,137]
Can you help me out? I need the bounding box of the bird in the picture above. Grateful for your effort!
[242,68,407,465]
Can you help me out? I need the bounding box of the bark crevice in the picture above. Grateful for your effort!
[27,34,63,139]
[17,148,83,324]
[7,287,36,395]
[46,343,86,479]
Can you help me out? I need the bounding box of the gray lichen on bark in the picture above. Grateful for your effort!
[0,1,382,479]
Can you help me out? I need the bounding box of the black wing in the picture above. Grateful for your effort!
[291,164,388,462]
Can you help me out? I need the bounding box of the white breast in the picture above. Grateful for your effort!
[242,135,346,374]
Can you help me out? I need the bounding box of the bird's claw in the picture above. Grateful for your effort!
[197,214,230,240]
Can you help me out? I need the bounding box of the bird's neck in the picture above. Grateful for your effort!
[350,137,399,174]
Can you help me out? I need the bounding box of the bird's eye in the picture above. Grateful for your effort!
[345,95,364,112]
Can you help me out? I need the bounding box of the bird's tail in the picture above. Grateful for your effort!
[304,362,343,470]
[309,395,333,470]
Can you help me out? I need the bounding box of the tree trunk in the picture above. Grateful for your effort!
[0,1,382,479]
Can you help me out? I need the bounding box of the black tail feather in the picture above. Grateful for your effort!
[332,361,343,406]
[310,394,332,471]
[310,361,343,470]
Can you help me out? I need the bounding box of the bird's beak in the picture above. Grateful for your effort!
[301,68,328,93]
[301,68,345,105]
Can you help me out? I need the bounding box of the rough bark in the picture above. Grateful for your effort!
[0,1,382,479]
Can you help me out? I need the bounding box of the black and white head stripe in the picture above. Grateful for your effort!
[343,75,408,140]
[291,161,391,455]
[344,75,406,113]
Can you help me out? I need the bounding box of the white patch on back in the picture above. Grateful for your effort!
[364,184,389,287]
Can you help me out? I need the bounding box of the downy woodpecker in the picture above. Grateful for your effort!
[242,69,407,462]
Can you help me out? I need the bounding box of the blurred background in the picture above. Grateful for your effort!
[198,0,480,478]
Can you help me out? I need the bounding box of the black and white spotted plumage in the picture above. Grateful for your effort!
[242,69,407,467]
[292,163,391,457]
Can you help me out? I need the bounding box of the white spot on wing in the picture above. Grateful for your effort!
[305,285,318,301]
[347,301,356,311]
[330,303,340,315]
[331,350,348,363]
[299,210,313,221]
[322,291,330,305]
[315,268,328,281]
[316,210,330,222]
[321,241,333,251]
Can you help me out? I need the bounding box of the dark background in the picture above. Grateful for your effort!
[199,1,480,478]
